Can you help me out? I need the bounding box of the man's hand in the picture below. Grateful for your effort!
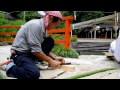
[48,60,62,68]
[49,53,65,64]
[54,56,65,64]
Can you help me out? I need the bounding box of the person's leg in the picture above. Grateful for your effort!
[6,54,40,79]
[41,37,54,55]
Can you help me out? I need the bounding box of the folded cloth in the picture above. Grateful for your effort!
[2,61,15,71]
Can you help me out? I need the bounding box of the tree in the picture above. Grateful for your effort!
[3,11,104,28]
[61,11,104,23]
[56,11,73,28]
[80,11,104,21]
[72,11,104,23]
[17,11,39,21]
[61,11,73,16]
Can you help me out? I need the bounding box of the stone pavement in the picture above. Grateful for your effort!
[0,45,120,79]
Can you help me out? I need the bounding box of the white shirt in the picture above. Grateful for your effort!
[114,35,120,62]
[109,40,116,54]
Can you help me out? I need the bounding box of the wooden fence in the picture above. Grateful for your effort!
[0,16,74,48]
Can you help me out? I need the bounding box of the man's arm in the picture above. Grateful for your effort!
[49,52,65,64]
[32,51,61,68]
[49,52,58,60]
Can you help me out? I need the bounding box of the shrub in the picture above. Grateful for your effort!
[0,16,25,40]
[71,36,77,42]
[0,13,5,18]
[52,44,79,58]
[52,34,64,40]
[52,34,77,42]
[56,21,65,29]
[0,19,25,32]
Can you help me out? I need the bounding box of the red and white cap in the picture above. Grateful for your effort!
[42,11,62,27]
[45,11,62,20]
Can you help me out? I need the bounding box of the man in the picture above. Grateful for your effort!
[3,11,65,79]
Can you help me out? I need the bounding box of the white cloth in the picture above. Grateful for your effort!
[114,35,120,62]
[38,11,46,17]
[109,40,116,54]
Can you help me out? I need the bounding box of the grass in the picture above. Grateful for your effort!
[0,72,6,79]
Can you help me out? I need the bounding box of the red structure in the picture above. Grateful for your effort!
[47,16,74,48]
[0,16,74,48]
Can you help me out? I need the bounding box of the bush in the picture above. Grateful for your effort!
[71,36,77,42]
[52,34,64,40]
[0,13,5,18]
[0,18,25,32]
[52,44,79,58]
[52,34,77,42]
[17,11,39,21]
[51,34,79,58]
[0,18,9,26]
[0,15,25,40]
[56,21,65,29]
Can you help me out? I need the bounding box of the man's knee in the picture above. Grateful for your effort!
[48,37,54,42]
[27,69,40,79]
[44,37,54,45]
[41,37,55,55]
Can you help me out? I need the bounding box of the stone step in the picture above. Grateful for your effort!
[71,41,111,55]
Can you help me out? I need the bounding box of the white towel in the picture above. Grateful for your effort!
[109,40,116,54]
[114,35,120,62]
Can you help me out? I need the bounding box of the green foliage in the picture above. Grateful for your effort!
[71,36,77,42]
[72,29,81,35]
[65,67,116,79]
[60,11,104,28]
[56,11,73,29]
[17,11,39,21]
[52,44,63,55]
[0,13,25,39]
[0,18,9,26]
[51,34,79,58]
[52,34,64,40]
[8,19,25,25]
[17,11,72,21]
[1,11,104,29]
[0,19,25,32]
[61,11,73,16]
[56,21,65,29]
[0,72,6,79]
[0,13,25,32]
[81,11,104,21]
[60,11,104,23]
[0,13,5,18]
[52,44,79,58]
[0,34,14,39]
[52,34,77,42]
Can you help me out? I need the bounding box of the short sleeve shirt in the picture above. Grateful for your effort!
[11,18,46,53]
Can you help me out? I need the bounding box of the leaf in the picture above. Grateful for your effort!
[65,67,116,79]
